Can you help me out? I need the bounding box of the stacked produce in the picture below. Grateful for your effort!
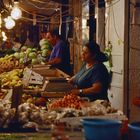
[48,94,84,110]
[14,46,41,65]
[18,103,50,130]
[0,101,49,130]
[0,55,21,74]
[0,69,23,88]
[22,94,48,107]
[81,100,118,116]
[0,98,119,130]
[39,39,52,60]
[0,100,15,128]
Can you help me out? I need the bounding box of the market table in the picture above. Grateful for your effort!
[0,131,84,140]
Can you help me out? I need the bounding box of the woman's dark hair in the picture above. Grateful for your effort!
[85,41,108,62]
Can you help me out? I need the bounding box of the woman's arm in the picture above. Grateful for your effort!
[83,82,102,94]
[67,75,76,84]
[71,82,102,95]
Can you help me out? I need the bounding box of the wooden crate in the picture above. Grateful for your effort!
[23,67,72,98]
[32,64,50,68]
[22,68,44,87]
[42,80,73,91]
[32,67,70,78]
[41,92,68,98]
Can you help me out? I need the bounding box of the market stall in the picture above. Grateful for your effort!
[0,52,128,140]
[0,0,137,140]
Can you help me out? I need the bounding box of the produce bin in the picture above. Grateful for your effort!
[41,79,74,98]
[128,122,140,140]
[32,67,70,78]
[82,118,122,140]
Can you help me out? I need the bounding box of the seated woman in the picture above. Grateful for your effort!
[68,41,110,101]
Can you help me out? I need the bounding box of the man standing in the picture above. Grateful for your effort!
[46,28,71,75]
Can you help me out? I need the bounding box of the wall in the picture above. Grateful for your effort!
[105,0,125,111]
[129,0,140,122]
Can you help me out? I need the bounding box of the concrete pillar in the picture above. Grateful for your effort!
[71,0,82,73]
[96,0,105,51]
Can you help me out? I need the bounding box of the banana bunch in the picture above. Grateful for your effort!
[0,55,21,74]
[0,69,23,88]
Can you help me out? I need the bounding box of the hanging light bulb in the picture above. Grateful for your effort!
[5,16,15,29]
[2,31,7,41]
[2,31,6,37]
[11,6,22,20]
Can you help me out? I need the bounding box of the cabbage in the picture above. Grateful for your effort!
[31,58,39,64]
[41,45,50,50]
[19,58,24,64]
[14,52,20,59]
[20,52,25,58]
[32,48,37,52]
[21,46,27,52]
[26,48,32,54]
[39,39,49,46]
[29,52,37,59]
[42,49,49,57]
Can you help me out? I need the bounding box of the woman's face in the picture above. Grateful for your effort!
[81,46,94,62]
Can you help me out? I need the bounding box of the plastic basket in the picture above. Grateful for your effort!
[82,118,122,140]
[128,122,140,140]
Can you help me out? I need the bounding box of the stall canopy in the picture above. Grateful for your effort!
[0,0,62,17]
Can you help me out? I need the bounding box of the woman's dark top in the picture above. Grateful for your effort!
[73,63,110,101]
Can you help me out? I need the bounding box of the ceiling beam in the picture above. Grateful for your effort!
[51,0,61,4]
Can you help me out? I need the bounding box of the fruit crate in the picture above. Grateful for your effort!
[40,78,74,98]
[22,67,44,87]
[32,67,70,78]
[22,67,72,98]
[23,80,73,98]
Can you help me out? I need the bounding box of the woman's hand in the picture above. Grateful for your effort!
[67,76,75,84]
[67,79,73,84]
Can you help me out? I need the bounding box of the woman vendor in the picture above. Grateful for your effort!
[68,41,110,101]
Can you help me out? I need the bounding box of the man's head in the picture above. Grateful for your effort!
[45,28,60,46]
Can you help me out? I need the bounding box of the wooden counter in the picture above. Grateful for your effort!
[0,130,83,140]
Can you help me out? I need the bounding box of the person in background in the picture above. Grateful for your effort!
[2,39,15,55]
[68,41,110,101]
[12,37,22,52]
[46,28,71,75]
[24,36,35,48]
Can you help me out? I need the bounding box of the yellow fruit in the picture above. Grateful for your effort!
[13,75,20,81]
